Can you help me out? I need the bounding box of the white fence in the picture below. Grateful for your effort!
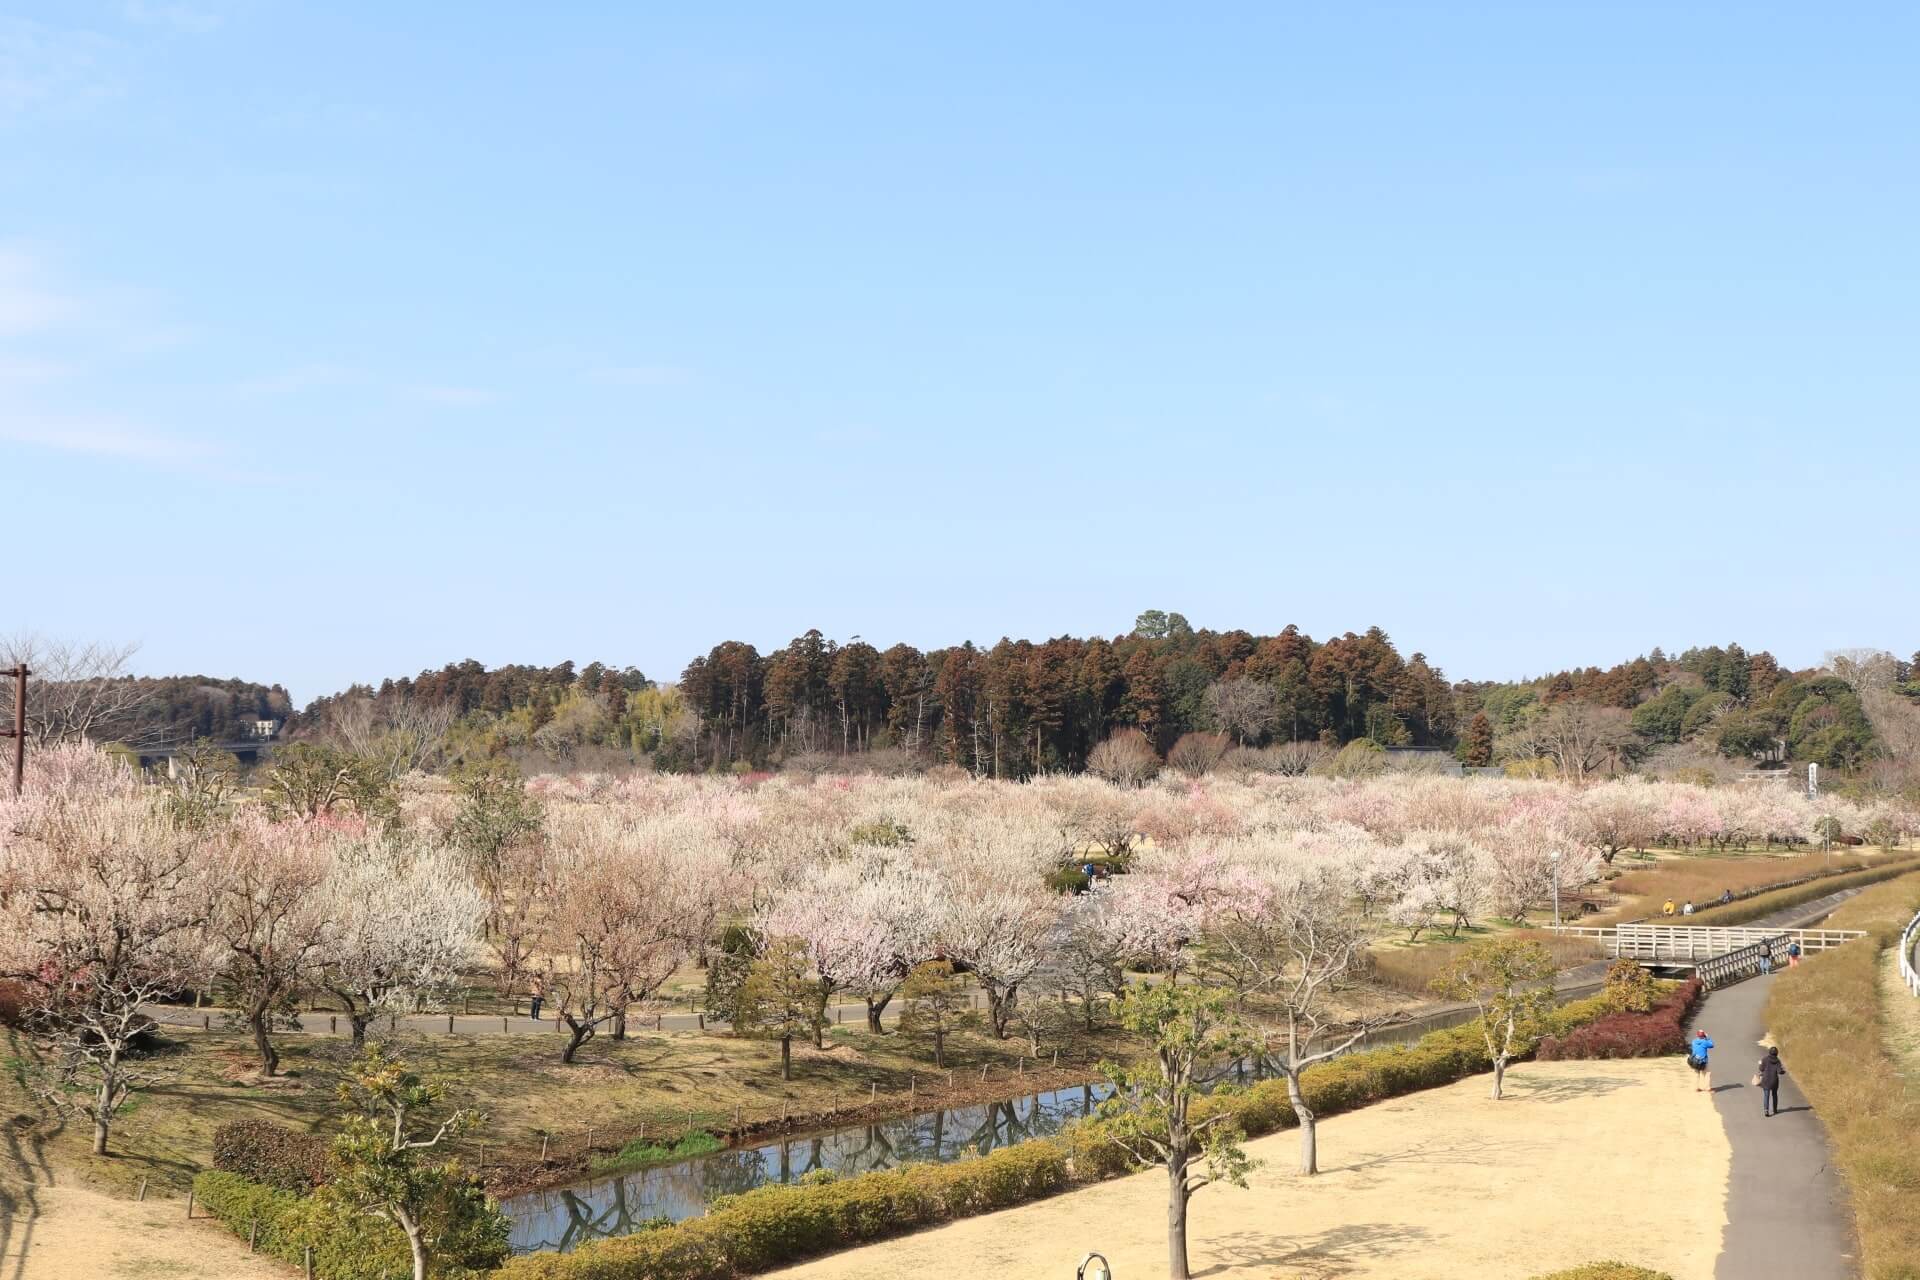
[1901,908,1920,997]
[1548,924,1864,962]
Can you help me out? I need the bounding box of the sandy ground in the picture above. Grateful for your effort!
[767,1060,1729,1280]
[5,1184,293,1280]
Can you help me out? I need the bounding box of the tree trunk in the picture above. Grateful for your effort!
[562,1021,593,1064]
[933,1027,945,1068]
[1167,1155,1191,1280]
[92,1064,115,1156]
[780,1033,792,1081]
[398,1209,429,1280]
[986,985,1017,1038]
[1491,1054,1507,1100]
[350,1012,371,1051]
[612,1007,627,1041]
[249,1004,280,1076]
[1284,1070,1318,1174]
[866,993,891,1033]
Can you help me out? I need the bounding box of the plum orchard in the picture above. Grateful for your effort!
[2,748,1914,1158]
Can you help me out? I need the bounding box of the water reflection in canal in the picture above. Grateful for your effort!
[503,998,1516,1255]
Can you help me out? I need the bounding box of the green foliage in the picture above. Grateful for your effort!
[194,1170,504,1280]
[732,938,826,1077]
[895,961,977,1067]
[1098,984,1258,1195]
[1429,939,1558,1088]
[320,1045,507,1277]
[1599,958,1658,1014]
[703,924,758,1019]
[1529,1267,1675,1280]
[1326,737,1387,778]
[591,1131,724,1175]
[449,760,544,870]
[1458,712,1494,767]
[260,742,399,823]
[1629,685,1705,744]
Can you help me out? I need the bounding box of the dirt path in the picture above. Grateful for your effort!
[4,1185,293,1280]
[766,1060,1726,1280]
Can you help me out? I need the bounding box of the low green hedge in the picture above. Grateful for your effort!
[494,989,1620,1280]
[1529,1266,1673,1280]
[193,1169,507,1280]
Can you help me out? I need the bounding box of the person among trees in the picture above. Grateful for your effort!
[528,974,544,1021]
[1687,1028,1714,1092]
[1756,1046,1786,1117]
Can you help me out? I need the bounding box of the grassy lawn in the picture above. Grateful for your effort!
[0,1015,1126,1202]
[1592,846,1908,924]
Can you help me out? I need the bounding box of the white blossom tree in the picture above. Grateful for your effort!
[319,834,486,1048]
[0,746,219,1154]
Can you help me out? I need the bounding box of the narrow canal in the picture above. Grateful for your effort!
[502,997,1523,1254]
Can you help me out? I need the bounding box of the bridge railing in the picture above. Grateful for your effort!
[1696,936,1790,989]
[1546,924,1865,962]
[1900,908,1920,998]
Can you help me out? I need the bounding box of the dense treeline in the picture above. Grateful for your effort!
[679,613,1453,777]
[273,621,1918,781]
[110,676,293,745]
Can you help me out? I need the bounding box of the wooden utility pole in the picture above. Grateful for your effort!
[2,664,25,797]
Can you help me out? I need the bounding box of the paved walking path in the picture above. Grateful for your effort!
[1701,973,1857,1280]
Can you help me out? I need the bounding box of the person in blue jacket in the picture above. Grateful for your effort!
[1688,1029,1714,1092]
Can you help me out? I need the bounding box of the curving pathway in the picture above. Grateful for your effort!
[1701,973,1857,1280]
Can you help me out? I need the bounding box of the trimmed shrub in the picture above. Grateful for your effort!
[1536,978,1703,1061]
[193,1169,508,1280]
[211,1118,331,1192]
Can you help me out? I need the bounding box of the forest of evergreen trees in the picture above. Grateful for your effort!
[241,615,1915,778]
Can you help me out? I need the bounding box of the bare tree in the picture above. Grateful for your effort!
[1203,678,1277,746]
[1504,703,1636,781]
[327,695,454,780]
[1826,648,1898,694]
[1166,732,1230,777]
[0,634,157,747]
[1088,729,1160,786]
[206,815,333,1076]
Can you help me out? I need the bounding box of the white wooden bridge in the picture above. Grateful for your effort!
[1547,924,1866,988]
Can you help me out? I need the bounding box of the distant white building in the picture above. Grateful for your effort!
[244,718,281,739]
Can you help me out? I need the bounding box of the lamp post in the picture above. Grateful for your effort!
[1550,849,1562,928]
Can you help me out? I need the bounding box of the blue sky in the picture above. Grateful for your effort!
[4,3,1916,704]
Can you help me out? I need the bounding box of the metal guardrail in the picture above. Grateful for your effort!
[1901,908,1920,998]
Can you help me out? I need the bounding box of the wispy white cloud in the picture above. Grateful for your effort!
[408,384,497,407]
[0,355,75,384]
[233,362,355,397]
[0,417,210,463]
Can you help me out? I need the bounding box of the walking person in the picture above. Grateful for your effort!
[1787,941,1802,968]
[1756,1046,1785,1117]
[1688,1029,1715,1093]
[529,974,545,1021]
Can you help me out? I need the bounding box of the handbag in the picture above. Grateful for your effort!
[1750,1072,1762,1087]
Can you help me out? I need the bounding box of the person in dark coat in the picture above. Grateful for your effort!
[1758,1046,1785,1117]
